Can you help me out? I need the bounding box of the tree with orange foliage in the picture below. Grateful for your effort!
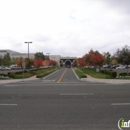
[34,59,43,68]
[25,58,34,69]
[16,57,23,67]
[76,58,88,66]
[86,49,105,67]
[49,60,57,66]
[16,57,34,68]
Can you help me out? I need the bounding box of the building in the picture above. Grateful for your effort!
[0,49,34,59]
[0,49,77,67]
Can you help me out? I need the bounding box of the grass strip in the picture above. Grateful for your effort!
[36,69,57,78]
[8,67,58,79]
[74,69,87,78]
[79,67,111,79]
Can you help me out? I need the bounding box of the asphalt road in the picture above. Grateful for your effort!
[0,68,130,130]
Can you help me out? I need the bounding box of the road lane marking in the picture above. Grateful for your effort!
[0,104,18,106]
[60,93,94,96]
[5,85,17,87]
[57,69,67,83]
[111,103,130,106]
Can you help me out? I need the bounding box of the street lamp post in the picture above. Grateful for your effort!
[53,57,55,61]
[46,53,50,59]
[25,42,32,58]
[53,57,55,67]
[46,53,50,67]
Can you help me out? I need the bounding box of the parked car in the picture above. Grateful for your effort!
[0,66,4,70]
[111,65,119,69]
[125,65,130,68]
[0,66,11,71]
[116,65,126,69]
[10,65,21,70]
[103,64,111,68]
[84,66,89,68]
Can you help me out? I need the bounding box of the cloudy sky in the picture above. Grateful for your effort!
[0,0,130,57]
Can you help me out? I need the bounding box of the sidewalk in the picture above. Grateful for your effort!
[81,74,130,84]
[0,75,39,85]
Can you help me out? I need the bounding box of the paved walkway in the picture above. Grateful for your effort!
[80,73,130,84]
[81,77,130,84]
[0,75,39,85]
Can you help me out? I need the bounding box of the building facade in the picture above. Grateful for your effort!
[0,49,77,67]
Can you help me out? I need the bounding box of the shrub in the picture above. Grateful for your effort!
[119,73,128,76]
[100,70,117,78]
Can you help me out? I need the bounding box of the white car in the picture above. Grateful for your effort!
[116,65,126,69]
[2,67,11,71]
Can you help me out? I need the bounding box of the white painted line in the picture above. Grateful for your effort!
[5,85,16,87]
[111,103,130,106]
[0,104,18,106]
[60,93,94,96]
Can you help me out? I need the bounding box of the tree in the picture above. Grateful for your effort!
[34,52,45,60]
[25,58,34,69]
[16,57,23,67]
[11,57,19,65]
[2,53,11,66]
[17,57,34,68]
[0,55,3,66]
[103,52,111,64]
[114,45,130,65]
[76,58,88,66]
[34,59,43,68]
[86,49,105,67]
[49,60,57,67]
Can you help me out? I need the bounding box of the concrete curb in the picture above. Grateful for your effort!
[72,68,82,81]
[81,78,130,84]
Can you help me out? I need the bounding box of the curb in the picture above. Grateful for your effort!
[72,68,82,81]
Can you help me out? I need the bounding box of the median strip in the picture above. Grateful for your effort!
[57,69,67,83]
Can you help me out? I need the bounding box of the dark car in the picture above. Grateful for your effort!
[111,65,119,69]
[67,65,70,68]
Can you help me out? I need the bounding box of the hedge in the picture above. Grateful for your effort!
[119,73,130,76]
[100,70,117,78]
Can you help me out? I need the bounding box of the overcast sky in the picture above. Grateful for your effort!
[0,0,130,57]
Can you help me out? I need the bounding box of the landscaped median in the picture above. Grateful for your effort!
[74,68,87,78]
[36,69,57,78]
[5,67,59,79]
[76,67,117,79]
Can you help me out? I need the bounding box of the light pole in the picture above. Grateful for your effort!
[46,53,50,67]
[46,53,50,59]
[53,57,55,61]
[53,57,55,67]
[25,42,32,58]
